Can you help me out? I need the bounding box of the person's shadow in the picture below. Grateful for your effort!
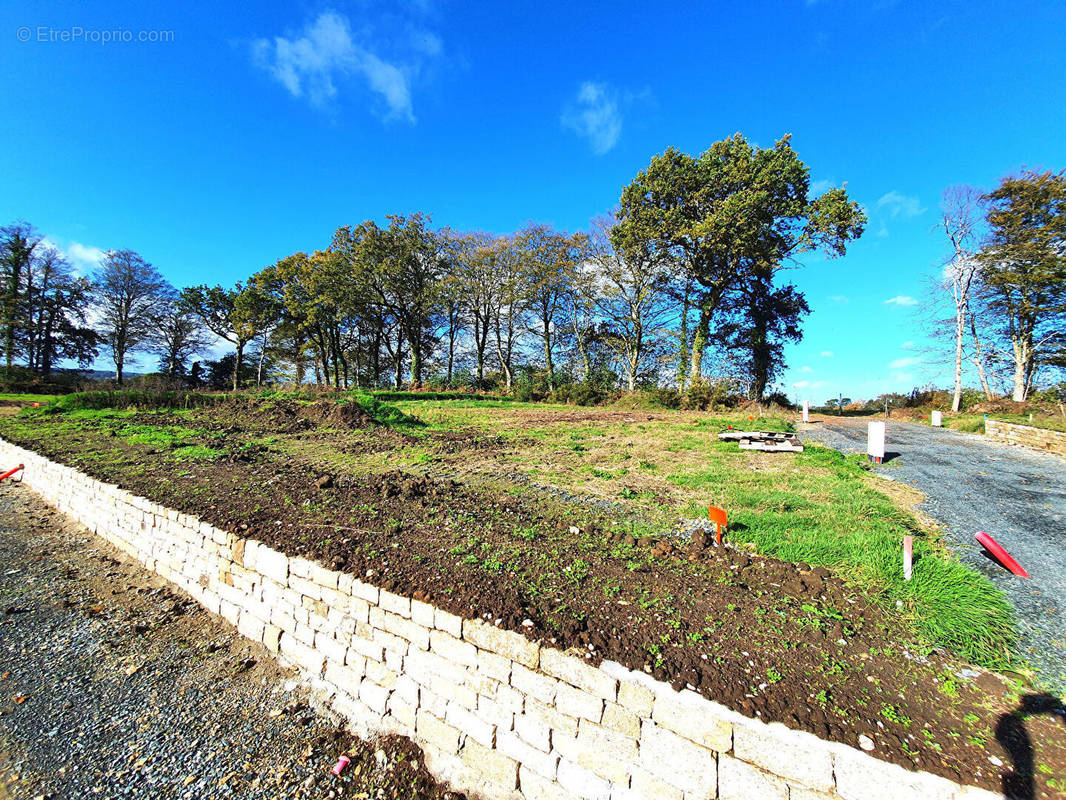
[995,693,1066,799]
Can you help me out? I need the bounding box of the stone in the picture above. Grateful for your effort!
[555,682,603,723]
[430,629,478,667]
[638,721,717,797]
[557,758,612,800]
[497,731,560,780]
[600,702,640,739]
[460,739,519,791]
[628,766,683,800]
[416,710,462,755]
[651,689,732,751]
[833,747,956,800]
[616,681,654,719]
[446,701,496,747]
[518,766,571,800]
[733,720,834,791]
[514,711,552,752]
[464,619,539,668]
[255,546,289,585]
[718,754,788,800]
[539,647,618,700]
[379,589,411,618]
[511,664,559,705]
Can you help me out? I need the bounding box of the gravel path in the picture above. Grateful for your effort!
[0,482,463,800]
[799,418,1066,693]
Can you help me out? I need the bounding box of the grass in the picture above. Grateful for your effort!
[943,412,1066,434]
[0,392,59,404]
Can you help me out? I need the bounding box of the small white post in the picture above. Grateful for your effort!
[931,410,942,427]
[903,535,913,581]
[802,400,809,423]
[867,420,886,463]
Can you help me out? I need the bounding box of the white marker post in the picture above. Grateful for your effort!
[802,400,809,423]
[931,410,942,427]
[867,420,886,464]
[903,535,913,581]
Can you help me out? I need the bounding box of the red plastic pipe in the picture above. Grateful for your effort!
[975,531,1030,578]
[0,464,23,481]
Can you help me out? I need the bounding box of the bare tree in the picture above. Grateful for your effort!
[939,185,985,410]
[93,250,172,382]
[153,297,212,377]
[588,217,672,391]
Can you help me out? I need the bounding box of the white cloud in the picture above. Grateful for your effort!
[884,295,918,307]
[252,10,422,120]
[901,340,915,350]
[809,179,834,195]
[800,365,813,373]
[828,295,849,304]
[877,191,926,219]
[889,356,920,369]
[792,380,810,389]
[67,242,105,272]
[562,81,622,155]
[820,350,834,358]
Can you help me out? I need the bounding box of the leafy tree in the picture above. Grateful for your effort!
[181,283,267,390]
[22,245,97,374]
[0,222,40,371]
[93,250,172,382]
[614,134,865,387]
[976,169,1066,401]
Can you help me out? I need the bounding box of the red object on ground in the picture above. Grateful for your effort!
[975,531,1030,578]
[0,465,23,482]
[708,505,728,547]
[332,755,351,776]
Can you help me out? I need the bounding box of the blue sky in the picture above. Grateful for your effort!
[2,0,1064,400]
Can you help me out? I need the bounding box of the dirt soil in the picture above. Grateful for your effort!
[2,402,1065,796]
[0,480,464,800]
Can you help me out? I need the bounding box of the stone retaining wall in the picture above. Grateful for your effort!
[985,419,1066,456]
[0,436,1002,800]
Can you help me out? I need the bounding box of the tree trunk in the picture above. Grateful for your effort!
[233,341,244,391]
[689,305,710,385]
[678,283,690,390]
[952,302,965,412]
[1011,337,1029,402]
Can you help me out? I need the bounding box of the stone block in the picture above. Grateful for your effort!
[256,546,288,584]
[511,663,558,705]
[601,702,640,739]
[833,746,956,800]
[555,682,603,723]
[461,739,519,791]
[733,720,833,791]
[628,766,684,800]
[431,629,478,666]
[417,710,462,755]
[307,561,339,590]
[514,711,552,752]
[616,680,654,719]
[718,754,788,800]
[540,647,618,700]
[351,579,379,606]
[383,611,430,650]
[553,720,635,784]
[651,688,732,751]
[526,698,578,739]
[518,766,571,800]
[447,700,496,747]
[435,608,464,637]
[557,758,612,800]
[411,599,436,627]
[464,619,539,668]
[639,721,716,797]
[359,679,391,715]
[262,624,282,654]
[497,730,560,780]
[314,631,349,665]
[379,589,411,618]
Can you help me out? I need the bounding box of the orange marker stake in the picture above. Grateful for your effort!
[708,505,728,547]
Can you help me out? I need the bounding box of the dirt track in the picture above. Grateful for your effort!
[800,418,1066,693]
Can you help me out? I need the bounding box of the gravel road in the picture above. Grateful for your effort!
[799,418,1066,693]
[0,482,463,800]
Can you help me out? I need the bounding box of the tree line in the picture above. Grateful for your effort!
[2,133,870,400]
[934,169,1066,406]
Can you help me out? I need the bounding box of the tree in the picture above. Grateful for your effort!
[976,170,1066,401]
[938,186,987,409]
[181,283,272,391]
[456,233,502,386]
[22,245,97,374]
[587,216,672,391]
[614,134,865,386]
[153,296,211,377]
[517,223,587,388]
[0,222,40,371]
[93,250,171,382]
